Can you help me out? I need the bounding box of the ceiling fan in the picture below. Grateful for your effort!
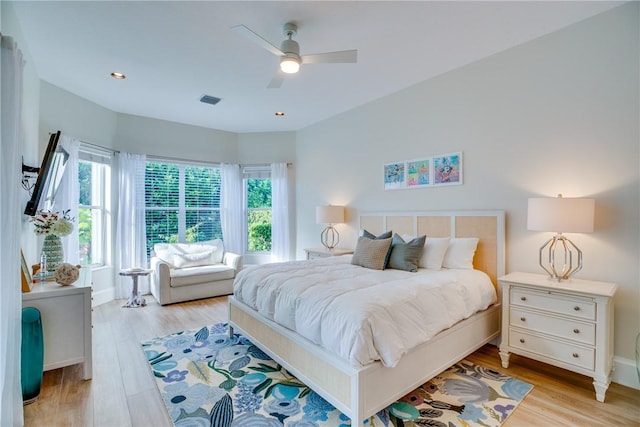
[231,22,358,88]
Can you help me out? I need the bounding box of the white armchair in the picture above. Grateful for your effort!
[149,240,242,305]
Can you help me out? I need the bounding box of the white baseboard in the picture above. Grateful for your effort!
[612,356,639,390]
[92,287,115,307]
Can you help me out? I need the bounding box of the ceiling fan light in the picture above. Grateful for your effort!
[280,56,300,74]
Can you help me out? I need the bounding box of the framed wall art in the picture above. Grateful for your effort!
[433,152,463,186]
[406,158,431,188]
[21,250,33,292]
[384,151,463,190]
[383,161,405,190]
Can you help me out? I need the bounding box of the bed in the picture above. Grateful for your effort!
[228,210,505,426]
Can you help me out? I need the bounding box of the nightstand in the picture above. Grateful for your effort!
[498,272,617,402]
[304,247,353,260]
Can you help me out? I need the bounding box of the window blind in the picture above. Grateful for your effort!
[145,161,222,254]
[243,165,270,179]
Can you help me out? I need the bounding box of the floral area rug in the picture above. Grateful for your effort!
[142,323,532,427]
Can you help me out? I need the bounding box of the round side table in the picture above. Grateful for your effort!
[119,268,152,308]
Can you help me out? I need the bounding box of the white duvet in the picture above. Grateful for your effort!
[233,255,497,368]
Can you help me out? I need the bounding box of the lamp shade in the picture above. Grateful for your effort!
[316,205,344,224]
[527,196,594,233]
[280,56,300,74]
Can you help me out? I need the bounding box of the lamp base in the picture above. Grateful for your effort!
[320,225,340,250]
[538,233,583,281]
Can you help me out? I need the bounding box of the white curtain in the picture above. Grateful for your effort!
[271,163,290,262]
[0,33,25,427]
[54,135,80,265]
[115,152,147,298]
[220,163,243,255]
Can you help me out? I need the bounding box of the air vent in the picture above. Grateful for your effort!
[200,95,221,105]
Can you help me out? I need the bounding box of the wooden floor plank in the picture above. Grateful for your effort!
[115,333,158,397]
[91,316,132,427]
[128,389,172,427]
[23,295,640,426]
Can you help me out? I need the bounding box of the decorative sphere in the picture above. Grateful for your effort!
[54,263,80,285]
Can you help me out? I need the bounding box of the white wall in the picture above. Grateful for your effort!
[296,2,639,385]
[115,113,238,162]
[40,81,118,149]
[238,131,296,164]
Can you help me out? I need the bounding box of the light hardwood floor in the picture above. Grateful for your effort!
[24,296,640,426]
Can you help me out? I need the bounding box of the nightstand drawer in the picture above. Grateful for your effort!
[511,288,596,320]
[308,252,329,259]
[510,308,596,346]
[508,329,595,370]
[305,248,353,260]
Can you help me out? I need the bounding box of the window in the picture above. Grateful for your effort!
[77,147,111,266]
[145,160,222,257]
[244,167,272,252]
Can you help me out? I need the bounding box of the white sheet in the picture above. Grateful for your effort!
[233,255,497,368]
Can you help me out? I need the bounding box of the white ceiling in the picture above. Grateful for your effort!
[11,1,623,133]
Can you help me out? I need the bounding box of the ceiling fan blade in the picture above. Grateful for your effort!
[302,49,357,64]
[231,24,284,57]
[267,69,285,89]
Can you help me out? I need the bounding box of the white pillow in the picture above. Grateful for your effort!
[400,235,450,270]
[422,237,451,270]
[198,239,225,263]
[172,250,216,268]
[153,244,176,266]
[442,237,479,270]
[153,240,225,266]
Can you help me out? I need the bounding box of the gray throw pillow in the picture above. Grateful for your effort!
[362,229,392,240]
[387,234,426,272]
[351,236,393,270]
[362,229,393,267]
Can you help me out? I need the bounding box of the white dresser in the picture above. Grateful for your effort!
[22,269,92,380]
[498,272,616,402]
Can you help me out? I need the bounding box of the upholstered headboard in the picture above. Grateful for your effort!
[359,210,505,287]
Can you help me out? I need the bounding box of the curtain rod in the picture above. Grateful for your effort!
[242,162,293,167]
[78,140,292,167]
[79,140,119,154]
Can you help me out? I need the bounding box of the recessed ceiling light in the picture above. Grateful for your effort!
[110,72,126,79]
[275,112,285,117]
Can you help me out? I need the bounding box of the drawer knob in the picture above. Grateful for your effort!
[520,317,526,322]
[574,306,580,311]
[520,296,527,301]
[519,338,525,343]
[572,353,579,358]
[573,329,580,334]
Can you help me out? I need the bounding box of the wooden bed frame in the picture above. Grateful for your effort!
[229,210,505,426]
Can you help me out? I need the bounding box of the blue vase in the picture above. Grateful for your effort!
[21,307,44,404]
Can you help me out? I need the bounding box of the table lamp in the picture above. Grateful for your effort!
[527,194,594,281]
[316,205,344,250]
